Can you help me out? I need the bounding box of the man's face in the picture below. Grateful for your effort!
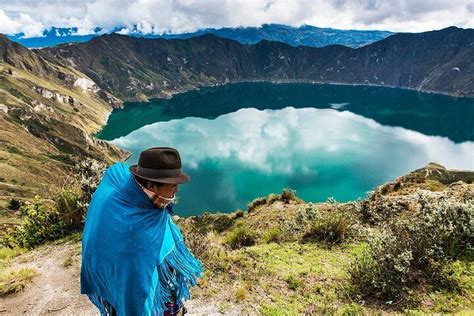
[146,182,179,208]
[151,182,178,199]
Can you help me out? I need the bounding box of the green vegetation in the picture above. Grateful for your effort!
[180,173,473,314]
[0,247,26,271]
[348,191,473,303]
[224,224,258,249]
[247,188,302,212]
[0,159,472,314]
[301,206,353,246]
[1,158,107,249]
[2,194,77,249]
[261,227,282,244]
[63,257,73,268]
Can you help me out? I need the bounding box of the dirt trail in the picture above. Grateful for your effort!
[0,241,223,315]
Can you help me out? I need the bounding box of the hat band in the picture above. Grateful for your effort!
[137,166,182,178]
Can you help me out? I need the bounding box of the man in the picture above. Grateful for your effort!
[81,147,203,316]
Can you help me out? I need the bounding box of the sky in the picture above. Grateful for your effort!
[0,0,473,38]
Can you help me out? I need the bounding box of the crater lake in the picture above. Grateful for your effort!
[96,83,474,216]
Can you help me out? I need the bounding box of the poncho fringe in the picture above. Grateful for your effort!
[149,241,203,314]
[88,241,203,315]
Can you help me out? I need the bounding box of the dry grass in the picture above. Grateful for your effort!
[0,266,38,296]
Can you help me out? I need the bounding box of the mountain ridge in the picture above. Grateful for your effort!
[37,26,474,100]
[6,24,393,49]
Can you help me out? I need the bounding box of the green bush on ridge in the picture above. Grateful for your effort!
[224,224,258,250]
[247,188,302,212]
[301,209,353,246]
[348,191,473,302]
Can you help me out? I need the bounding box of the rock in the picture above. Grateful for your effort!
[57,71,76,84]
[33,85,81,107]
[449,180,465,187]
[33,86,56,100]
[32,100,54,113]
[73,77,98,92]
[82,131,95,148]
[0,103,8,114]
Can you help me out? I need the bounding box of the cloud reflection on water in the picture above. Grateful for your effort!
[111,107,473,214]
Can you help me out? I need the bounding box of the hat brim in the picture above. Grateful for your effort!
[129,165,190,184]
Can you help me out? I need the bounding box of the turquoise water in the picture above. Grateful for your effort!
[97,83,474,216]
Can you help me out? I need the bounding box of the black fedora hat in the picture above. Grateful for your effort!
[129,147,190,184]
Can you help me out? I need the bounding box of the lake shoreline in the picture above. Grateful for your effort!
[118,80,474,105]
[95,80,473,142]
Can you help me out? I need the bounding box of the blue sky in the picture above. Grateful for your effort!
[0,0,473,37]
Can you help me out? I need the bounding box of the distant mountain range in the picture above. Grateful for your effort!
[37,26,474,99]
[7,24,393,48]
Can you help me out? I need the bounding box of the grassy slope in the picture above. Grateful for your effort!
[0,62,128,209]
[176,164,473,314]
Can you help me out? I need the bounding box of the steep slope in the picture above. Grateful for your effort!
[0,35,128,206]
[38,27,474,99]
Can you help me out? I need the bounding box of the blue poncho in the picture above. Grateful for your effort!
[80,162,204,315]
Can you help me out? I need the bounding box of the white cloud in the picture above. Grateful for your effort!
[111,107,474,175]
[0,0,472,37]
[0,10,45,37]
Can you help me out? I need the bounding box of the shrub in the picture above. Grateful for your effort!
[75,158,107,216]
[266,193,281,205]
[212,215,236,233]
[348,236,411,301]
[262,227,282,244]
[191,213,236,234]
[2,192,81,248]
[348,191,473,302]
[247,196,268,212]
[235,285,248,301]
[286,274,302,291]
[184,230,212,259]
[278,205,320,241]
[1,158,107,249]
[280,188,301,203]
[8,198,21,211]
[224,224,258,249]
[302,210,352,246]
[234,210,245,218]
[15,199,67,248]
[55,189,81,229]
[63,257,73,268]
[358,197,410,225]
[247,188,302,212]
[0,267,38,296]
